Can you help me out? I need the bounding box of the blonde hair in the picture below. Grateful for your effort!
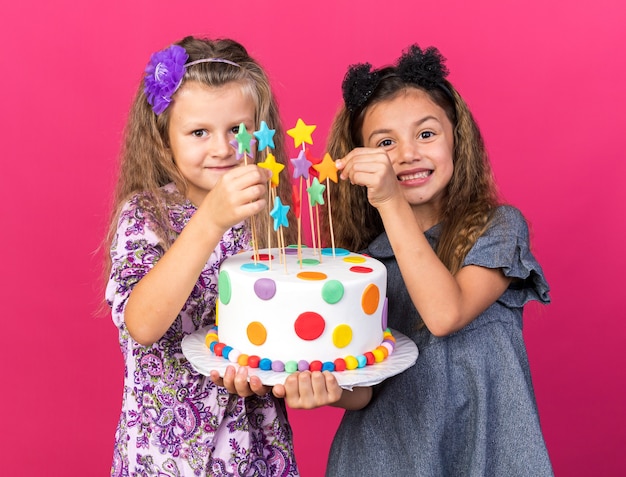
[327,77,499,274]
[104,36,295,280]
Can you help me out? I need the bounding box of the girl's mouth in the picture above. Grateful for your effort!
[398,170,432,181]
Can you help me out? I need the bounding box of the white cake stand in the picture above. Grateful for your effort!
[182,327,418,390]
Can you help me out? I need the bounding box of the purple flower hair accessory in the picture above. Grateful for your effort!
[144,45,189,114]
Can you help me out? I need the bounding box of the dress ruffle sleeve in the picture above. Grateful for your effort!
[105,197,165,329]
[463,205,550,308]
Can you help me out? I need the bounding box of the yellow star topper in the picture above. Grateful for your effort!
[313,153,338,183]
[286,118,316,148]
[257,153,284,187]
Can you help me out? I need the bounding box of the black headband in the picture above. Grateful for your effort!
[342,44,451,113]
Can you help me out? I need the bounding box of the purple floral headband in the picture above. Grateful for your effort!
[144,44,241,114]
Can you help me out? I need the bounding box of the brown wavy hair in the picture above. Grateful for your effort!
[104,36,295,281]
[326,72,499,274]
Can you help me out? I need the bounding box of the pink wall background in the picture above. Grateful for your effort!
[2,0,624,475]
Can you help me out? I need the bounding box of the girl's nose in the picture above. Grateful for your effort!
[209,134,234,159]
[397,139,421,165]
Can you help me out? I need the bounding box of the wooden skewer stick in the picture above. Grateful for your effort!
[327,177,336,258]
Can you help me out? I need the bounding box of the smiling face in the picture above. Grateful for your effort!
[167,80,256,205]
[361,87,455,217]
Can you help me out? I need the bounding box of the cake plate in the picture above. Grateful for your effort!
[182,327,418,390]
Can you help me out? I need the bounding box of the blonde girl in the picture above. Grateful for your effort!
[105,36,298,477]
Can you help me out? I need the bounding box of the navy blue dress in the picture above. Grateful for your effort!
[326,206,553,477]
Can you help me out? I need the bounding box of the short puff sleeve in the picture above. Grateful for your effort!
[463,205,550,308]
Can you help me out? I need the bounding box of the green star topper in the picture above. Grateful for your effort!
[307,177,326,206]
[235,122,254,154]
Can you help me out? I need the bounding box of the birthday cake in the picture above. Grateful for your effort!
[205,246,395,373]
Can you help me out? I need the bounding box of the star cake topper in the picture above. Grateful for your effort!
[307,177,326,206]
[291,149,313,180]
[234,122,254,155]
[312,153,338,183]
[258,152,284,187]
[253,120,276,150]
[270,197,290,230]
[287,118,316,148]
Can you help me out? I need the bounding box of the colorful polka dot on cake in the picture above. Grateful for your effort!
[321,247,349,256]
[297,271,327,281]
[247,321,268,345]
[322,280,344,304]
[349,266,373,273]
[343,256,366,263]
[299,258,320,265]
[241,263,269,272]
[254,278,276,300]
[362,284,380,315]
[218,271,231,304]
[332,324,353,348]
[294,312,325,340]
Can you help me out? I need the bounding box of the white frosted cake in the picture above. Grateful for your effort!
[205,246,395,373]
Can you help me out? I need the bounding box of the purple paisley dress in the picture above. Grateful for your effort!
[106,184,298,477]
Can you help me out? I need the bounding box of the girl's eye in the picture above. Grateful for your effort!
[192,129,207,138]
[377,139,393,148]
[419,131,434,140]
[231,123,255,135]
